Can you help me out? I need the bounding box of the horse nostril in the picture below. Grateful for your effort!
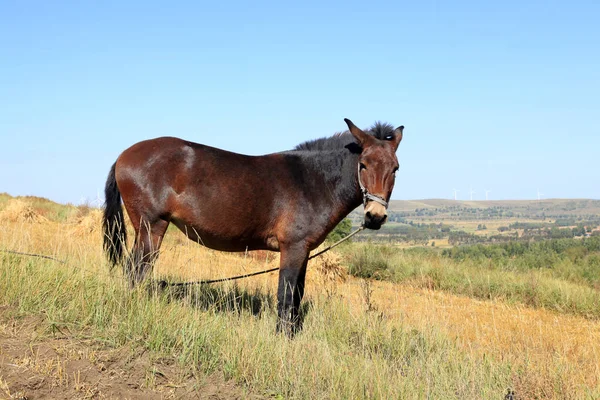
[366,211,372,220]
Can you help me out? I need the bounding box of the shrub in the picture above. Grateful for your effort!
[344,244,396,280]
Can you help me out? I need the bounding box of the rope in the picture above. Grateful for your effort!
[159,225,365,287]
[1,225,365,287]
[0,249,118,281]
[0,249,66,264]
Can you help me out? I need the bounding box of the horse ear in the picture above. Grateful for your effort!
[391,125,404,150]
[344,118,373,147]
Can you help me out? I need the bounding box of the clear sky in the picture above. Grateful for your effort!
[1,0,599,204]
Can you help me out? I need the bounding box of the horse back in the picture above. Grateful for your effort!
[114,137,312,251]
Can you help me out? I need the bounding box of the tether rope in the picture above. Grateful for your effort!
[0,249,66,264]
[0,226,365,287]
[159,225,365,287]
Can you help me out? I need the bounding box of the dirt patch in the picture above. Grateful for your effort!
[0,309,264,399]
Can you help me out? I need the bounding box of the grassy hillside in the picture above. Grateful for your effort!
[1,194,600,398]
[0,192,85,223]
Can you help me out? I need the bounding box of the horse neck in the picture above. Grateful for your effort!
[308,149,363,217]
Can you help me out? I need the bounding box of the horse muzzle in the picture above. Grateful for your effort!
[363,202,388,230]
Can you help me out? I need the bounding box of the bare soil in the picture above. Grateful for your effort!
[0,307,264,400]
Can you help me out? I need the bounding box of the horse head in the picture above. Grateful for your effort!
[344,118,403,230]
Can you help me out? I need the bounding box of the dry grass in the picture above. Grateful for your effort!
[0,200,49,224]
[70,209,103,236]
[350,280,600,393]
[1,207,600,398]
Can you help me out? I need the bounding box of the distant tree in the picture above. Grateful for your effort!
[326,218,353,243]
[550,226,574,239]
[572,225,586,237]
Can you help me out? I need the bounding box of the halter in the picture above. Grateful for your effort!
[357,163,389,209]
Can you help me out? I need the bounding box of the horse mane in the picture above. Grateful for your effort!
[294,121,397,151]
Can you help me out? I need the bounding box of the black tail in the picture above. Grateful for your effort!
[102,162,127,269]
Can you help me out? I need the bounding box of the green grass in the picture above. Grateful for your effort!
[342,242,600,319]
[0,251,524,399]
[440,237,600,289]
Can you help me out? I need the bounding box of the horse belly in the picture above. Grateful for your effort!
[170,215,275,252]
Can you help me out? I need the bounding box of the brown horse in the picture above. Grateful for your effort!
[102,118,403,334]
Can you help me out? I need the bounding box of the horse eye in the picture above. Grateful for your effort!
[360,163,367,171]
[393,167,399,175]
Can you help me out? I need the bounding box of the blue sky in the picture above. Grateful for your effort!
[1,0,598,204]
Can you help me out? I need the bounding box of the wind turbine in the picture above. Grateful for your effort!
[469,187,476,201]
[485,190,491,201]
[93,189,104,207]
[453,189,460,200]
[537,189,544,201]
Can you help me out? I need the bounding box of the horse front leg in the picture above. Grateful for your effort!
[276,243,309,337]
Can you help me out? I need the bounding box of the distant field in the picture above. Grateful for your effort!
[1,194,599,398]
[348,197,600,246]
[386,198,600,215]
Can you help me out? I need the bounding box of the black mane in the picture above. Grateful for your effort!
[294,121,397,152]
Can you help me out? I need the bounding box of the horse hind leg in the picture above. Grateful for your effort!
[126,218,169,287]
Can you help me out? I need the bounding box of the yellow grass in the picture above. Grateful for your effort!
[0,199,49,224]
[361,281,600,391]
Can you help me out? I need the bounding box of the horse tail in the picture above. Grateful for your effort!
[102,162,127,269]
